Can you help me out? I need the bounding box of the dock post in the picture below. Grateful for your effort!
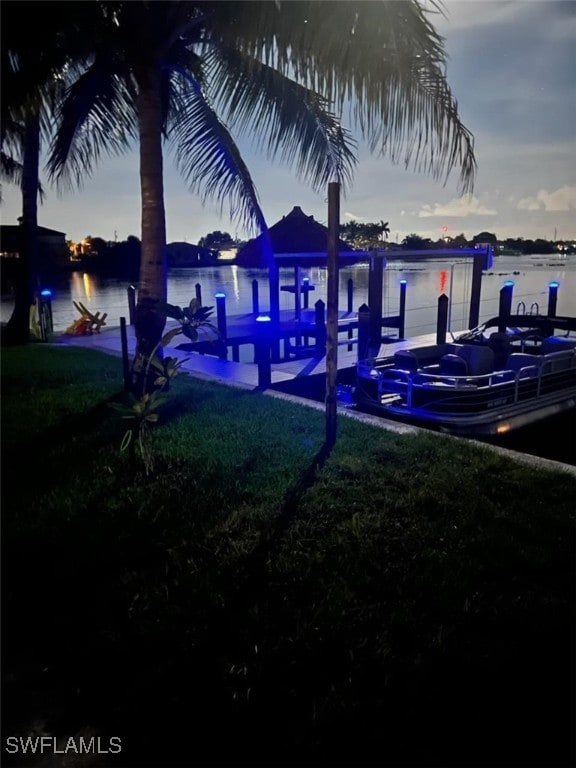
[547,281,559,317]
[303,276,310,309]
[357,303,370,361]
[127,284,136,325]
[252,279,259,313]
[215,292,228,359]
[314,299,326,355]
[303,277,311,345]
[498,281,514,332]
[398,280,407,340]
[255,315,272,388]
[436,294,449,344]
[347,279,354,350]
[468,252,484,330]
[368,250,384,349]
[195,282,202,305]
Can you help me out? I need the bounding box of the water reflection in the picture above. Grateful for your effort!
[70,270,101,303]
[439,270,448,294]
[230,264,240,303]
[1,256,575,334]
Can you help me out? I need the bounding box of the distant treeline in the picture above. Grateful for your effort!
[70,229,575,279]
[68,235,220,278]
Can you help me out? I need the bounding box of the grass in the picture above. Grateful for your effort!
[1,344,575,768]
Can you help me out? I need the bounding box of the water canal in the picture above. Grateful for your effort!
[2,252,575,337]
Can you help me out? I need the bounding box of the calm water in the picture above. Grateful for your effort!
[2,252,575,337]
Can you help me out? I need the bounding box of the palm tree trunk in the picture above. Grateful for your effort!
[5,113,40,345]
[133,64,168,391]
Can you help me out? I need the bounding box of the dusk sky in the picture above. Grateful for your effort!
[1,0,575,246]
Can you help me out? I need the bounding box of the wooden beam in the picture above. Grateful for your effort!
[326,182,340,449]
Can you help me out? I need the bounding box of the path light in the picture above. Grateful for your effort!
[38,289,54,339]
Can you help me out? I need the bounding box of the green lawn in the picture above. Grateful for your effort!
[2,344,575,768]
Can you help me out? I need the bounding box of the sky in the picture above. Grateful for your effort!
[1,0,575,246]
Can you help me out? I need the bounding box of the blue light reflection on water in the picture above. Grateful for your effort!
[1,254,575,335]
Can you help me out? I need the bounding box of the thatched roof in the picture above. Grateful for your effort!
[235,206,355,267]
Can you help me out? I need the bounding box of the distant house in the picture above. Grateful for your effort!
[166,241,216,267]
[235,205,356,268]
[0,225,68,270]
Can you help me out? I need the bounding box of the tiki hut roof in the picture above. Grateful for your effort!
[235,206,356,267]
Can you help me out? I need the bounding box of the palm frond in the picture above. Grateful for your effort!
[167,67,267,235]
[0,152,23,186]
[204,47,357,195]
[210,0,475,194]
[46,59,137,190]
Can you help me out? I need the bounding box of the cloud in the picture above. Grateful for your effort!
[537,186,576,211]
[435,0,522,33]
[517,197,541,211]
[516,186,576,212]
[343,211,366,221]
[418,196,497,218]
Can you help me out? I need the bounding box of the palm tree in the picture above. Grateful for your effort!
[379,221,391,242]
[45,1,476,389]
[46,1,356,384]
[1,9,47,344]
[0,2,95,344]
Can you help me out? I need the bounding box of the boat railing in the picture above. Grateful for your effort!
[359,348,575,410]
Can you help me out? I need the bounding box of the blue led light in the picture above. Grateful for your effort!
[549,281,560,288]
[215,292,226,298]
[40,289,52,297]
[256,314,272,323]
[400,280,407,285]
[503,281,514,287]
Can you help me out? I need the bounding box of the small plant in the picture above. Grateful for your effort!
[109,389,169,475]
[111,298,220,475]
[164,298,219,343]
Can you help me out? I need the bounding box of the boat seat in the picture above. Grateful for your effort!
[457,345,495,376]
[507,352,543,376]
[440,354,468,376]
[488,332,512,369]
[541,349,576,372]
[541,336,576,354]
[393,343,461,371]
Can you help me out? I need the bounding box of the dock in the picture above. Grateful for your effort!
[53,314,435,391]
